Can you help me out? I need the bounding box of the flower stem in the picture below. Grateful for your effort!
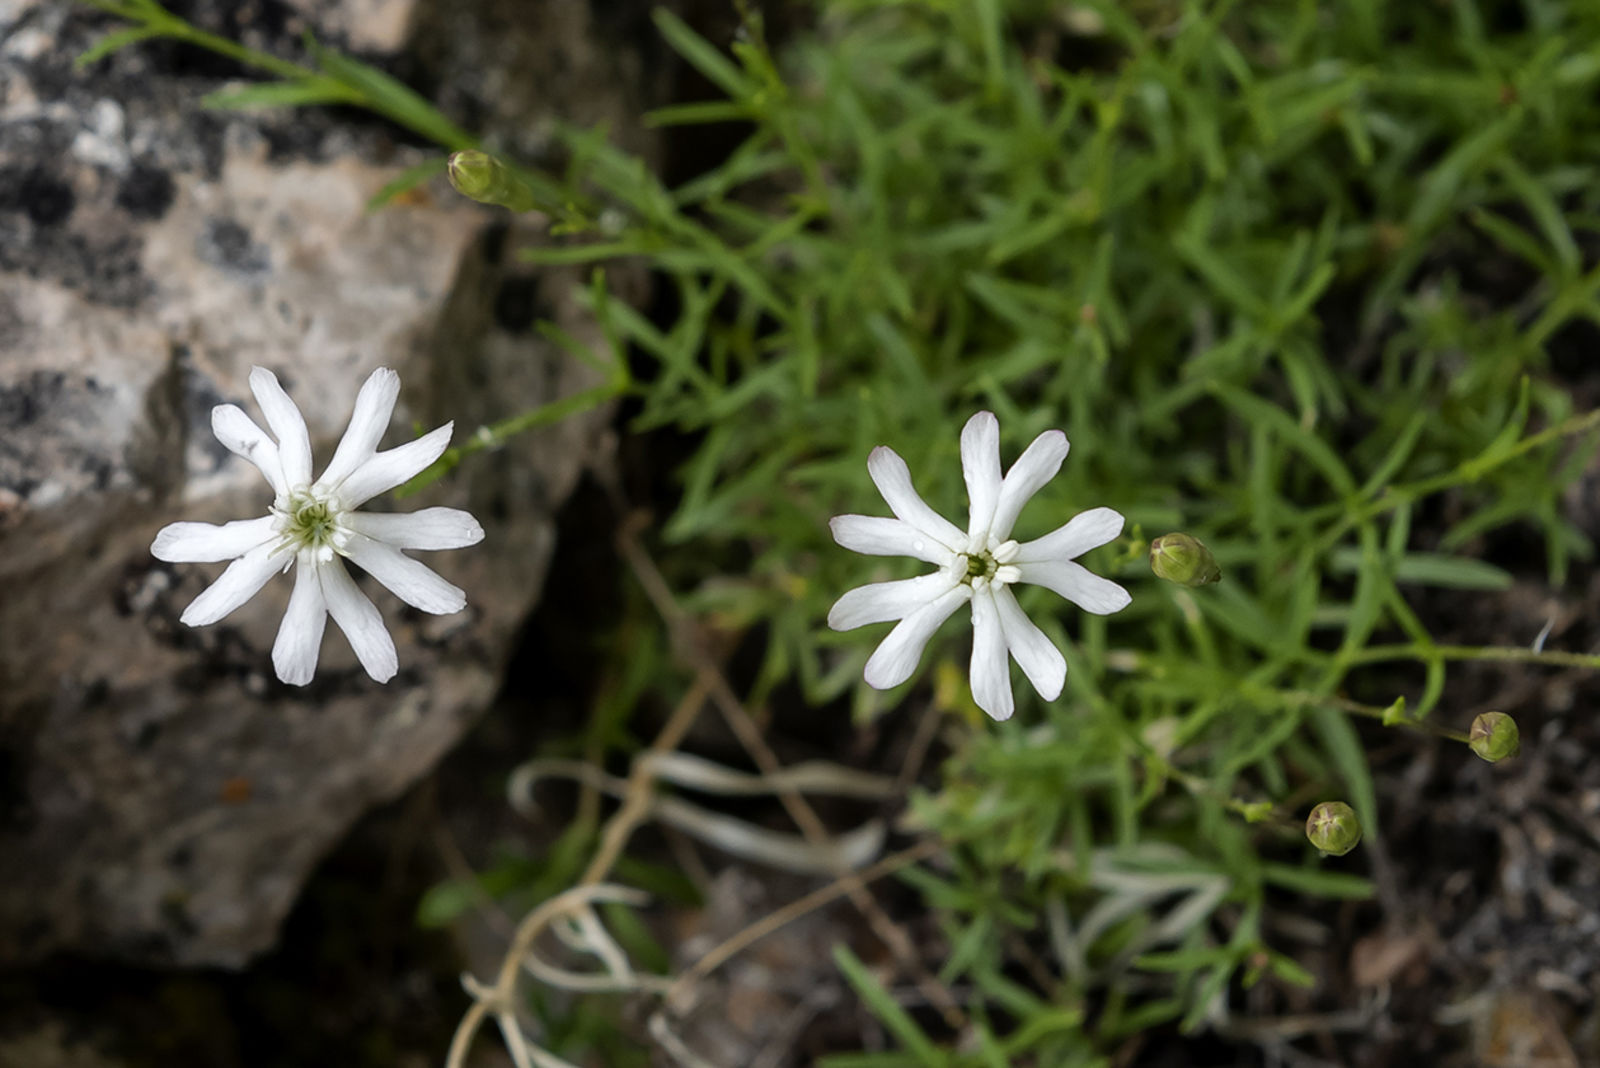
[1308,405,1600,554]
[1347,642,1600,671]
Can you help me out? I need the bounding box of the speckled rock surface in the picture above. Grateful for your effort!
[0,0,654,966]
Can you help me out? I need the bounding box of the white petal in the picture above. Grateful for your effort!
[318,556,398,682]
[332,423,454,508]
[343,532,466,614]
[249,366,313,490]
[212,404,287,497]
[345,507,484,550]
[272,553,327,686]
[866,447,965,549]
[828,571,960,630]
[179,541,291,627]
[993,585,1066,701]
[989,430,1068,542]
[152,516,277,563]
[1015,507,1125,564]
[1014,559,1131,615]
[829,515,955,566]
[862,584,971,690]
[961,411,1002,544]
[969,587,1014,721]
[316,367,401,491]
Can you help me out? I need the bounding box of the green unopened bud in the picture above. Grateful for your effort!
[447,150,538,212]
[1468,711,1520,762]
[1235,800,1274,824]
[1149,533,1221,587]
[1305,801,1361,856]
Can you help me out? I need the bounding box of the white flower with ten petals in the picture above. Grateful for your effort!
[828,412,1130,720]
[151,366,483,685]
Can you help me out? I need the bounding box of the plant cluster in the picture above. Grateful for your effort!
[86,0,1600,1063]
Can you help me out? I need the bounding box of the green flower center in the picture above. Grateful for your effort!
[282,490,345,552]
[963,552,998,582]
[958,539,1021,590]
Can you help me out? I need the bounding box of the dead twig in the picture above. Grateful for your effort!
[617,511,969,1032]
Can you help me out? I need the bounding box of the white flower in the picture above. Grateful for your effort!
[151,366,484,685]
[828,411,1130,720]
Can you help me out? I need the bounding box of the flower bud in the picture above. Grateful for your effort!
[446,150,538,212]
[1305,801,1361,856]
[1236,800,1274,824]
[1468,711,1520,762]
[1149,533,1221,587]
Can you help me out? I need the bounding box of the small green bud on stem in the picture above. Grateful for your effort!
[1305,801,1361,856]
[1150,532,1221,587]
[1468,711,1520,762]
[447,150,538,212]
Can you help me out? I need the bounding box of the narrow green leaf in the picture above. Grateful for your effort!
[365,156,448,212]
[202,78,358,110]
[652,9,753,99]
[76,25,163,69]
[1471,208,1557,276]
[1173,230,1268,319]
[1329,548,1512,590]
[415,879,476,927]
[521,242,653,266]
[1260,862,1373,898]
[1358,411,1428,497]
[646,100,753,127]
[309,38,474,149]
[1309,705,1379,836]
[1136,947,1233,973]
[1268,951,1317,988]
[1462,375,1531,480]
[1406,112,1517,235]
[1211,382,1358,495]
[832,944,947,1066]
[1181,963,1236,1032]
[1498,160,1581,275]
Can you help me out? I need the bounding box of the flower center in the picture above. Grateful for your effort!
[275,487,349,560]
[959,538,1021,592]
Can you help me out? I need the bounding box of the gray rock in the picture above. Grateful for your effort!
[0,1020,128,1068]
[0,0,654,966]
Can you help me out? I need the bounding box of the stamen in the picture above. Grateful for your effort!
[276,487,348,557]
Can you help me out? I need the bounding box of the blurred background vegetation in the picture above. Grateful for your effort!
[57,0,1600,1064]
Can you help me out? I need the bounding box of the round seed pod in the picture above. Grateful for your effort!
[1469,711,1520,763]
[1149,533,1221,587]
[1305,801,1362,857]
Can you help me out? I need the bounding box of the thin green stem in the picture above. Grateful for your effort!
[1307,406,1600,556]
[84,0,470,148]
[1348,642,1600,671]
[397,378,630,497]
[1467,404,1600,470]
[1257,687,1470,743]
[116,3,335,86]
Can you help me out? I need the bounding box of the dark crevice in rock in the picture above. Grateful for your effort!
[115,164,177,220]
[197,216,271,275]
[489,272,545,334]
[0,166,76,227]
[0,789,468,1066]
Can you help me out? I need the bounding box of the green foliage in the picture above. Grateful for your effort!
[81,0,1600,1060]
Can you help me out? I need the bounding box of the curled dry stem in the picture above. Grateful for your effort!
[617,511,968,1030]
[448,517,964,1066]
